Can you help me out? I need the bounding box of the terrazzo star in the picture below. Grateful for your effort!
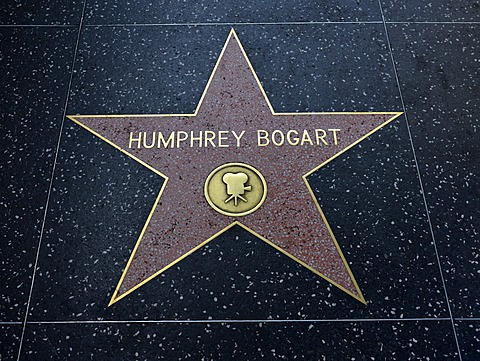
[69,30,401,306]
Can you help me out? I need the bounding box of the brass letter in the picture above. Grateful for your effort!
[328,129,341,145]
[190,131,202,148]
[218,131,229,148]
[300,129,314,146]
[231,130,245,147]
[315,129,328,145]
[176,131,188,148]
[204,131,216,147]
[257,130,269,146]
[271,130,285,146]
[158,131,174,148]
[142,132,156,149]
[129,132,142,149]
[286,130,299,146]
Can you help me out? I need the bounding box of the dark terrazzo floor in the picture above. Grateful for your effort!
[1,1,479,360]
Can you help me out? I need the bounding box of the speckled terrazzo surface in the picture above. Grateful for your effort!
[1,1,479,360]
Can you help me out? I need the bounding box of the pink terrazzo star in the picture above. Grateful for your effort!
[69,30,401,305]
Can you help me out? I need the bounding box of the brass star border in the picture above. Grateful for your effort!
[68,29,402,306]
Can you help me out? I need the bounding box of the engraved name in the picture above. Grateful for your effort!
[128,129,340,149]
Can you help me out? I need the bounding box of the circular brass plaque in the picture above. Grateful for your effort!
[204,163,267,217]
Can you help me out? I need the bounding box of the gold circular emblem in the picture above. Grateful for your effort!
[204,163,267,217]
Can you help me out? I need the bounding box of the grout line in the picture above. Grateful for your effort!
[377,1,463,360]
[455,318,480,321]
[82,21,384,27]
[1,21,477,31]
[1,21,478,29]
[26,317,452,325]
[15,1,89,360]
[385,21,480,25]
[0,24,78,28]
[79,21,479,27]
[0,322,23,325]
